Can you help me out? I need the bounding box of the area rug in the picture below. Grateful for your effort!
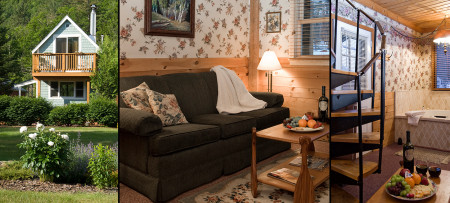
[177,150,329,203]
[394,147,450,164]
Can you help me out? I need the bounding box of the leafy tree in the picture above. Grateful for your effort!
[90,35,118,99]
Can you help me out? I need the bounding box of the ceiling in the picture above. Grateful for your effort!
[356,0,450,33]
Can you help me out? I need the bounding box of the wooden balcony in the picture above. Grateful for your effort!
[32,53,96,77]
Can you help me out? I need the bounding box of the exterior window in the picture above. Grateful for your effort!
[292,0,330,57]
[76,82,84,97]
[335,21,372,90]
[433,44,450,90]
[50,81,58,97]
[60,82,74,97]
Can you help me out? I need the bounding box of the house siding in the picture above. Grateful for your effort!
[38,19,97,53]
[40,80,88,106]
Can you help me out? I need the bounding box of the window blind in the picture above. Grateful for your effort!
[290,0,330,58]
[433,44,450,90]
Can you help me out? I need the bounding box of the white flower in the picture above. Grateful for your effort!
[36,122,45,131]
[28,133,37,140]
[20,126,28,133]
[49,128,55,133]
[61,134,69,141]
[47,141,54,146]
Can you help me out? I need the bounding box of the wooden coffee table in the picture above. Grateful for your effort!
[367,167,450,203]
[251,124,330,202]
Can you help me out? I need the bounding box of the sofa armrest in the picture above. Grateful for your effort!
[120,108,162,136]
[250,92,284,108]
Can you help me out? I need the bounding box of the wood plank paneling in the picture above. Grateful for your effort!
[258,57,330,117]
[373,92,395,146]
[248,0,259,91]
[120,58,249,87]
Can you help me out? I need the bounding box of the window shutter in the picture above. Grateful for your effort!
[433,44,450,90]
[290,0,330,58]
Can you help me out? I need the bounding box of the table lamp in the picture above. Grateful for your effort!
[257,51,282,92]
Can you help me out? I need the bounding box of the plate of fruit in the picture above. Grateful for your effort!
[282,114,324,132]
[385,168,437,201]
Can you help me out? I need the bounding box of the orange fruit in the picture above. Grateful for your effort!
[412,173,421,185]
[405,177,415,188]
[298,119,307,127]
[307,120,317,128]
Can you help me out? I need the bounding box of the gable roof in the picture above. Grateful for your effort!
[31,15,99,53]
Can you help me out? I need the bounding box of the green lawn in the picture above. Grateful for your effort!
[0,190,117,202]
[0,127,118,161]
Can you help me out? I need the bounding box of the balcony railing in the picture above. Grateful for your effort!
[32,53,96,74]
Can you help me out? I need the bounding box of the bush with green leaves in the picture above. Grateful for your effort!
[47,103,89,126]
[87,144,118,188]
[0,95,12,123]
[17,124,70,181]
[47,106,70,126]
[6,96,52,125]
[0,161,35,180]
[68,103,89,125]
[87,96,117,127]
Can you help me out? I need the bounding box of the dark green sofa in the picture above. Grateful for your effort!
[119,72,290,202]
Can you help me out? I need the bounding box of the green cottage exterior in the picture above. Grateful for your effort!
[32,6,99,106]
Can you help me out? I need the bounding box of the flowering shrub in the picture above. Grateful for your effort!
[59,133,95,184]
[87,144,118,188]
[17,123,70,181]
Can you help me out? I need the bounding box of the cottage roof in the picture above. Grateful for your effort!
[31,15,99,53]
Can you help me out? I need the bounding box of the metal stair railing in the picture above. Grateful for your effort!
[333,0,387,202]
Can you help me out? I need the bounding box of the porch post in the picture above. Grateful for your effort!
[18,87,21,96]
[36,79,41,98]
[86,80,90,103]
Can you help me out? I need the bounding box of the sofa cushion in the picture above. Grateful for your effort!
[237,107,290,130]
[149,123,220,156]
[146,89,188,126]
[190,114,256,138]
[120,82,153,113]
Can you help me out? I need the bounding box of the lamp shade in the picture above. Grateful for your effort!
[257,51,282,71]
[433,29,450,44]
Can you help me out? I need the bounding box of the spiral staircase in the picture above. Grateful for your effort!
[330,0,387,202]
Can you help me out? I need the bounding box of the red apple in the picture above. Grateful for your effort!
[421,176,429,185]
[399,168,410,177]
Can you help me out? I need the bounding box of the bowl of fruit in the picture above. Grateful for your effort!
[282,114,324,133]
[385,168,437,201]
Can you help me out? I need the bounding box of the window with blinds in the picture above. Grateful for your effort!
[433,44,450,90]
[291,0,330,58]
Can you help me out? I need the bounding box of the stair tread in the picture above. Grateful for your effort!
[331,132,380,144]
[331,109,380,117]
[331,90,373,94]
[331,159,378,181]
[331,68,357,76]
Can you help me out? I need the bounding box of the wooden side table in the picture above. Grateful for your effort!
[251,124,330,203]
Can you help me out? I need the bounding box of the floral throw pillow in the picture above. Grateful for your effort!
[120,82,154,113]
[146,89,189,126]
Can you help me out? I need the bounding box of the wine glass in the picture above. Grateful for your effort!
[428,157,442,178]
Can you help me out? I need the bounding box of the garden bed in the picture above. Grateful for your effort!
[0,179,117,193]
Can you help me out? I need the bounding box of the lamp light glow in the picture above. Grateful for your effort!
[257,51,282,92]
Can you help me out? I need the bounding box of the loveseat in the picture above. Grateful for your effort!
[119,72,290,202]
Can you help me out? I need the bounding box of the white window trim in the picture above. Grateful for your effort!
[335,20,372,90]
[52,33,82,53]
[48,81,86,100]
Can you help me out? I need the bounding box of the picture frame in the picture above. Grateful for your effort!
[145,0,195,38]
[266,12,281,33]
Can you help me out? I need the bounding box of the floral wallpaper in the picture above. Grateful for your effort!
[120,0,250,59]
[259,0,291,57]
[332,0,433,92]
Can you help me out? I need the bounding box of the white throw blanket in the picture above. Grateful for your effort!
[405,111,425,126]
[211,65,267,114]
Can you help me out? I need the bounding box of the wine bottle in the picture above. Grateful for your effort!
[318,86,328,122]
[403,131,414,172]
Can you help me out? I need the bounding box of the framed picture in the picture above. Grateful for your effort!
[266,12,281,33]
[145,0,195,38]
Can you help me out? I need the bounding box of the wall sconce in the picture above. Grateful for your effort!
[257,51,282,92]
